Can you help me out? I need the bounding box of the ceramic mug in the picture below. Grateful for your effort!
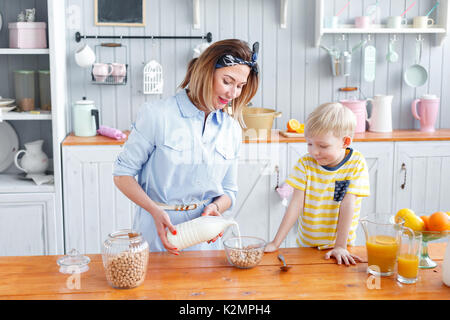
[92,63,113,82]
[355,16,371,28]
[413,16,434,28]
[386,16,407,28]
[111,63,126,83]
[75,44,96,68]
[324,16,339,28]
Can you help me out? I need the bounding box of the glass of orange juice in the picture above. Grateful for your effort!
[361,214,404,277]
[397,228,422,284]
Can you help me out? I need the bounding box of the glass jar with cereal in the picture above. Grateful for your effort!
[101,229,149,289]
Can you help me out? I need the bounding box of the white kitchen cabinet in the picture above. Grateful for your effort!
[61,139,450,253]
[231,143,286,243]
[62,146,135,254]
[0,193,62,256]
[0,0,67,256]
[393,141,450,216]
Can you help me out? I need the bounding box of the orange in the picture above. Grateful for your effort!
[428,211,449,232]
[287,119,301,133]
[420,216,430,231]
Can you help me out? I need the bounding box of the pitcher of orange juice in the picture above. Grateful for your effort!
[360,215,404,276]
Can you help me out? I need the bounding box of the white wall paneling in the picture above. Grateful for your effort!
[65,0,450,134]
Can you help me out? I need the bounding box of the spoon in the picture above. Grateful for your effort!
[277,254,292,272]
[386,39,398,63]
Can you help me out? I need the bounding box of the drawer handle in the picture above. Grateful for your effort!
[400,163,407,189]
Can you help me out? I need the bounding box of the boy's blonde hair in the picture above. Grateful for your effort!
[305,102,356,138]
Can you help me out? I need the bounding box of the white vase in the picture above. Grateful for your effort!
[14,139,49,175]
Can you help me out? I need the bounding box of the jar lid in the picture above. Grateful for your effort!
[14,70,35,74]
[57,248,90,274]
[75,96,95,105]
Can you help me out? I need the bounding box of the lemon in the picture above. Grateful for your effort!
[295,123,305,134]
[374,235,398,245]
[395,208,425,231]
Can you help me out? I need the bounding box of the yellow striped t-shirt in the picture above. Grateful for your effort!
[285,148,370,250]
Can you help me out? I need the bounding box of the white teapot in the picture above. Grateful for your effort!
[14,139,49,175]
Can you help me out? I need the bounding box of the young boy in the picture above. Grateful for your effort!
[265,102,370,265]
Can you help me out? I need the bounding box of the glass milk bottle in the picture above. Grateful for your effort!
[167,216,238,250]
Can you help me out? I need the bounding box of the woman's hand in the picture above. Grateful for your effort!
[264,241,279,253]
[202,203,223,244]
[324,246,363,266]
[151,208,179,255]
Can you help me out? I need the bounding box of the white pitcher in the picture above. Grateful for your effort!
[14,139,49,175]
[367,95,394,133]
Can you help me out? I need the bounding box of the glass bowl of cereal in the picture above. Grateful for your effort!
[223,236,266,269]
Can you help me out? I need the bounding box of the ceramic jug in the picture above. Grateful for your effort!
[411,94,440,132]
[167,216,238,251]
[14,139,49,175]
[340,99,368,133]
[367,95,394,132]
[73,97,99,137]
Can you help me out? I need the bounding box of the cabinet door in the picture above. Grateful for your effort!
[228,143,286,243]
[394,141,450,215]
[352,142,394,245]
[287,142,394,246]
[63,146,135,254]
[0,193,61,256]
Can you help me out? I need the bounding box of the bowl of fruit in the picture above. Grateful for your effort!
[395,209,449,269]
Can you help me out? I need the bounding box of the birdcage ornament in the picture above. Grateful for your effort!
[143,60,163,94]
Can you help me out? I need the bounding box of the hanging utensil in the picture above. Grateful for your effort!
[386,36,399,63]
[404,36,428,87]
[363,35,376,82]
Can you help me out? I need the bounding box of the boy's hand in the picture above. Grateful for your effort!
[324,246,363,266]
[264,241,279,253]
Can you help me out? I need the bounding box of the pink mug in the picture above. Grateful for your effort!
[340,99,368,133]
[92,63,113,82]
[111,63,126,83]
[411,95,440,132]
[355,16,371,28]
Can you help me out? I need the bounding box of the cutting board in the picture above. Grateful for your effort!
[280,130,304,138]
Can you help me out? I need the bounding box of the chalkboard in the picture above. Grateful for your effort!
[95,0,145,26]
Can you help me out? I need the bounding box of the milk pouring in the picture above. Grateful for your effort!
[167,216,239,250]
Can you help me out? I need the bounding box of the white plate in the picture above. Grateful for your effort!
[0,98,15,106]
[0,122,19,172]
[0,105,16,113]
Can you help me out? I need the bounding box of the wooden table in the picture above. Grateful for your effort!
[0,244,448,300]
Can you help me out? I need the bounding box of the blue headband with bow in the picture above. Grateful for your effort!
[215,42,259,74]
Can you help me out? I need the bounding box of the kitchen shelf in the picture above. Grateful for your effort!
[0,111,52,121]
[0,174,54,193]
[315,0,450,47]
[0,48,49,55]
[323,26,447,34]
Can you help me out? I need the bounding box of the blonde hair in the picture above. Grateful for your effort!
[305,102,356,138]
[179,39,259,126]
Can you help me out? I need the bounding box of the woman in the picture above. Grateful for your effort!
[113,39,259,254]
